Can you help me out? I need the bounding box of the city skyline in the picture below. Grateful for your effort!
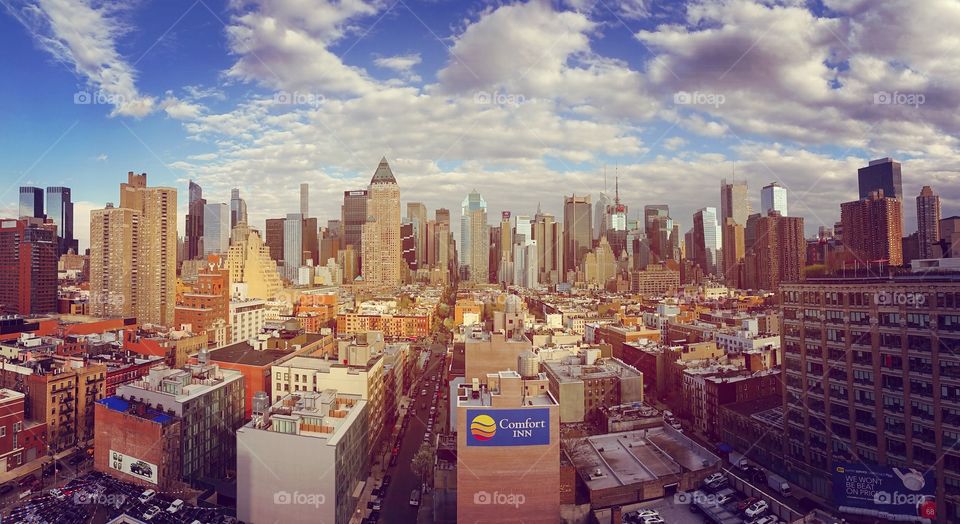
[3,1,960,250]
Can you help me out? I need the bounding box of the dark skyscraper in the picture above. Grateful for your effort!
[917,185,941,259]
[230,188,248,228]
[19,186,44,219]
[45,186,77,255]
[857,157,903,200]
[563,194,591,279]
[0,218,57,315]
[341,189,368,267]
[401,221,416,269]
[265,218,286,263]
[185,180,205,260]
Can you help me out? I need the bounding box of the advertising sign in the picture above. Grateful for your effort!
[110,450,158,485]
[833,463,936,522]
[467,408,550,447]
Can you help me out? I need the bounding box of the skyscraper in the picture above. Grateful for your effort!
[299,183,309,218]
[498,211,512,284]
[120,172,177,325]
[264,218,286,263]
[858,157,903,200]
[917,186,941,259]
[225,224,282,300]
[840,191,904,266]
[533,212,563,284]
[230,188,248,228]
[722,218,745,288]
[744,212,804,290]
[692,207,721,275]
[644,205,673,262]
[19,186,44,219]
[401,221,416,270]
[760,182,788,217]
[361,158,402,287]
[203,203,230,255]
[563,195,592,279]
[302,217,319,266]
[407,202,428,269]
[90,204,138,319]
[0,218,57,315]
[185,180,205,260]
[283,213,303,281]
[593,192,611,241]
[46,186,77,255]
[460,190,489,283]
[341,189,368,259]
[720,178,750,227]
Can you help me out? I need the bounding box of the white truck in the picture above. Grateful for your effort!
[767,473,792,496]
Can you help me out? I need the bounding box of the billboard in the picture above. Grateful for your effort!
[833,463,936,522]
[467,408,550,447]
[110,450,158,485]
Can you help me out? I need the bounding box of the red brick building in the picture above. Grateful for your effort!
[0,218,58,315]
[93,397,181,490]
[201,341,292,420]
[0,389,47,472]
[174,257,230,348]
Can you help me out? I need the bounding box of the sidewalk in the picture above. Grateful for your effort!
[0,446,80,486]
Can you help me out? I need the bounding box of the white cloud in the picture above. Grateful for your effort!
[7,0,155,117]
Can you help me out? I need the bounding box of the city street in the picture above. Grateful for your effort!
[380,341,448,524]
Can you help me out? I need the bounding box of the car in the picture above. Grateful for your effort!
[371,488,383,498]
[703,472,725,485]
[382,475,392,488]
[138,489,156,503]
[369,510,382,521]
[371,498,382,511]
[409,489,421,506]
[420,390,426,396]
[49,488,66,501]
[715,492,736,505]
[737,497,760,512]
[641,517,665,524]
[748,516,779,524]
[389,455,398,466]
[143,505,162,520]
[0,483,14,496]
[744,500,770,518]
[168,499,185,513]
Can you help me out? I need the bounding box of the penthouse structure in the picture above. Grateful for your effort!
[237,391,368,524]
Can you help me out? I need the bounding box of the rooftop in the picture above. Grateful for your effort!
[565,428,720,491]
[207,341,291,367]
[97,396,175,425]
[543,358,642,383]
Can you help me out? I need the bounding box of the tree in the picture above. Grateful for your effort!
[411,443,434,490]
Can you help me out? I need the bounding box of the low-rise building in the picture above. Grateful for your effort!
[0,389,46,471]
[229,298,267,344]
[205,340,293,420]
[542,356,643,424]
[237,391,368,524]
[93,396,182,490]
[682,367,781,439]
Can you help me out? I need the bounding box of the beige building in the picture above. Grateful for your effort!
[456,371,560,523]
[543,356,644,424]
[463,329,533,382]
[583,236,616,286]
[630,263,680,295]
[91,172,176,326]
[225,224,283,300]
[361,158,402,288]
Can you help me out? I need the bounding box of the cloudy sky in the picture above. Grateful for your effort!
[2,0,959,251]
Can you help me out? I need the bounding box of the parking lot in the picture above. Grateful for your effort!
[4,471,235,524]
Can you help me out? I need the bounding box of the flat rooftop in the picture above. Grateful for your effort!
[543,358,641,383]
[98,396,175,425]
[565,428,720,491]
[208,341,291,366]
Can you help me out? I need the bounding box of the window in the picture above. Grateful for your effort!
[0,426,5,437]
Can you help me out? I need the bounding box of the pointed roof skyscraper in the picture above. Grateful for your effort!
[371,157,397,185]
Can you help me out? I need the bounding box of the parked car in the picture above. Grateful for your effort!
[748,516,779,524]
[409,489,421,506]
[168,499,185,513]
[715,490,736,505]
[382,475,392,488]
[143,505,162,520]
[703,472,725,485]
[745,500,770,518]
[138,489,156,503]
[738,497,760,512]
[0,483,14,496]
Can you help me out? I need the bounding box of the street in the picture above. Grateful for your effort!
[380,341,448,524]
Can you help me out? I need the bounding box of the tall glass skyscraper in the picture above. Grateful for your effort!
[857,157,903,200]
[45,186,77,254]
[19,186,44,219]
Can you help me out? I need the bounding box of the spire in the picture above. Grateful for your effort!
[370,157,397,185]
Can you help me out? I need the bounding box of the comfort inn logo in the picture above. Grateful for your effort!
[466,408,550,447]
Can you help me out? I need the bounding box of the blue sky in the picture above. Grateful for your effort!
[2,0,959,251]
